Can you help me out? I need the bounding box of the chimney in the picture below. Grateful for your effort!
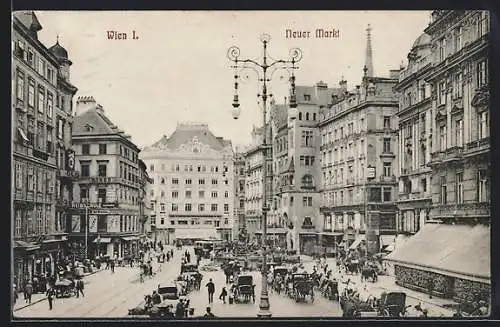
[75,96,97,116]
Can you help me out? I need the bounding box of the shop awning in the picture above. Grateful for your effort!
[174,228,218,240]
[14,240,40,250]
[122,236,139,241]
[319,232,344,236]
[17,128,29,142]
[93,237,111,243]
[349,234,366,250]
[384,223,490,283]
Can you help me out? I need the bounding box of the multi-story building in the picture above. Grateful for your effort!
[385,10,490,313]
[269,82,341,256]
[138,159,153,236]
[393,33,433,237]
[233,149,246,241]
[318,25,400,256]
[244,125,266,243]
[12,11,77,286]
[140,123,235,244]
[69,96,143,260]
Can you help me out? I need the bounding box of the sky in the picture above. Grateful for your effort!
[33,11,431,149]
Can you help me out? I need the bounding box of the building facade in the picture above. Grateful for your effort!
[244,126,265,243]
[138,159,153,236]
[140,123,235,244]
[394,33,434,236]
[385,10,490,314]
[233,150,247,241]
[69,97,143,260]
[12,11,77,287]
[318,26,400,257]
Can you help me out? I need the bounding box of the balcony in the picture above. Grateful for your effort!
[465,137,490,156]
[32,148,49,161]
[380,175,397,183]
[56,199,71,208]
[431,202,490,219]
[59,169,80,180]
[398,192,431,202]
[444,146,464,161]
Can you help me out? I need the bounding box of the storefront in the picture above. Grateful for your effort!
[13,241,40,288]
[384,223,490,313]
[318,232,343,257]
[299,231,318,256]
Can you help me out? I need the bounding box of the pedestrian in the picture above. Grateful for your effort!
[25,280,33,304]
[171,249,174,257]
[203,306,215,319]
[75,278,85,298]
[152,290,162,304]
[206,278,215,303]
[46,287,55,310]
[149,264,153,276]
[110,260,115,273]
[219,287,228,303]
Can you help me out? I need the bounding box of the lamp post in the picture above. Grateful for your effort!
[227,34,302,318]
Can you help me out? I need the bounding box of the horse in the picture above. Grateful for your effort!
[360,268,377,283]
[345,262,359,275]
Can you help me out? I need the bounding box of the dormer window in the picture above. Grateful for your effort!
[85,124,94,132]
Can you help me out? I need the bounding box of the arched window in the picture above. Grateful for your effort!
[161,178,165,184]
[313,113,317,120]
[301,174,314,189]
[298,112,302,120]
[306,112,310,120]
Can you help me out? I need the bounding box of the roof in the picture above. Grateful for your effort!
[49,40,68,60]
[412,33,431,49]
[13,11,42,32]
[73,108,136,147]
[271,104,288,128]
[384,223,490,283]
[146,123,231,152]
[296,85,342,106]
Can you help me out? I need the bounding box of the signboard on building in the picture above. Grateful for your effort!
[367,166,376,179]
[107,215,120,232]
[88,215,98,233]
[71,215,81,232]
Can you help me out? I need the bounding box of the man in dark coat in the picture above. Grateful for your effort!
[46,287,55,310]
[206,278,215,303]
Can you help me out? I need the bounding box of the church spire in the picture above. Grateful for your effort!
[364,24,374,77]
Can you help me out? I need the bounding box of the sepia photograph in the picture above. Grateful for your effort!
[11,10,490,319]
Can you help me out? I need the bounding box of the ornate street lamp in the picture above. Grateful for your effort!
[227,34,302,318]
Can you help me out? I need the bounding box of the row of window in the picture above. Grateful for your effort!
[150,164,228,173]
[14,39,56,86]
[322,139,367,164]
[155,178,230,186]
[439,169,489,205]
[156,218,229,226]
[16,69,55,119]
[322,186,394,206]
[437,112,488,152]
[13,205,52,237]
[321,117,392,146]
[436,12,488,63]
[14,163,55,194]
[437,60,487,106]
[154,203,231,213]
[152,190,230,199]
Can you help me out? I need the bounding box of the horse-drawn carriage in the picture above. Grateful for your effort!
[271,266,290,293]
[287,273,314,303]
[54,278,75,298]
[180,263,203,292]
[233,275,255,303]
[341,290,408,318]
